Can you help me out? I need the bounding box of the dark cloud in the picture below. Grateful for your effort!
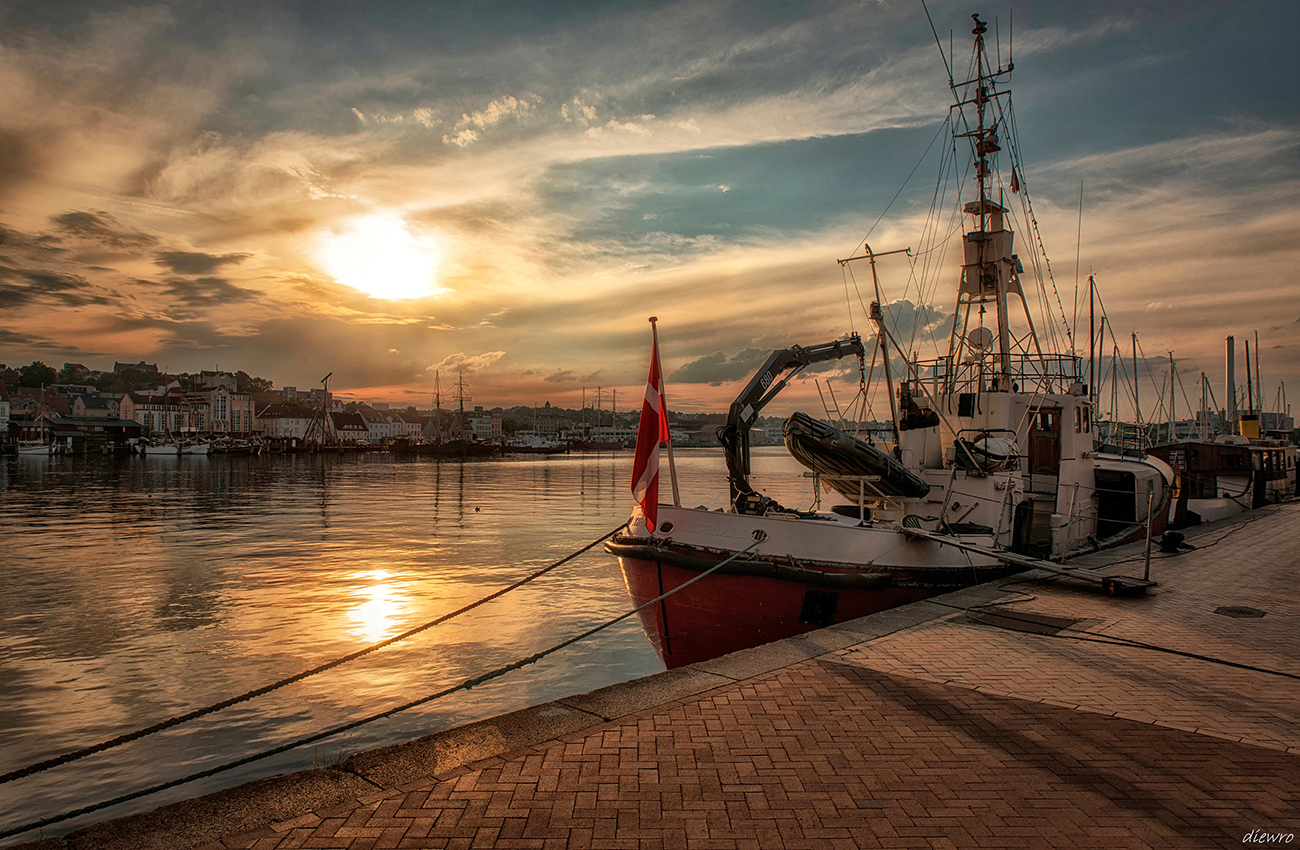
[0,328,43,346]
[0,265,113,309]
[672,348,765,385]
[154,251,251,275]
[0,222,66,258]
[50,211,159,250]
[545,369,576,383]
[162,276,259,308]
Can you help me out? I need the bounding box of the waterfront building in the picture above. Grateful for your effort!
[466,406,502,442]
[328,411,369,443]
[192,385,254,434]
[45,415,142,453]
[358,406,403,444]
[396,410,425,439]
[256,403,317,440]
[71,395,122,419]
[121,392,190,437]
[0,383,10,450]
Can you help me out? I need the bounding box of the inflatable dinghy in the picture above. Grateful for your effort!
[783,412,931,501]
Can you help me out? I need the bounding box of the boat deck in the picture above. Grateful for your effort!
[22,503,1300,849]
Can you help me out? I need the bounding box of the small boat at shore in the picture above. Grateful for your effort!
[502,434,568,454]
[607,15,1172,669]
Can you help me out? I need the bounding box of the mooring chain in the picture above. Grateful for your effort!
[0,524,627,787]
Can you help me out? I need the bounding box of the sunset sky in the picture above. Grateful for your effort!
[1,1,1297,419]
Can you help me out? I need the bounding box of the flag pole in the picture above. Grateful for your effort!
[649,317,680,506]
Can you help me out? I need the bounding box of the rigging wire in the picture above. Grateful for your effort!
[849,118,952,258]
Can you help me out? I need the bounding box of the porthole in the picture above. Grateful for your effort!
[658,521,674,533]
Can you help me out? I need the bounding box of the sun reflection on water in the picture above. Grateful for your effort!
[348,569,407,643]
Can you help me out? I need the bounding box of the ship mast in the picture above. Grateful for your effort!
[946,14,1039,394]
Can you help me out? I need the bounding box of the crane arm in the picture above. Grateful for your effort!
[716,333,865,505]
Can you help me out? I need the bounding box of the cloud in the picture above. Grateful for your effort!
[0,328,44,346]
[162,276,259,308]
[442,128,480,148]
[155,251,251,275]
[442,95,538,146]
[429,350,507,374]
[672,348,765,385]
[544,370,576,383]
[50,211,159,251]
[0,265,113,309]
[561,97,599,126]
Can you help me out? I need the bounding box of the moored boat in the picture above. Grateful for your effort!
[502,434,568,454]
[607,14,1172,669]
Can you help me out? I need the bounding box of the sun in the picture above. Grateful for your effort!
[318,214,448,300]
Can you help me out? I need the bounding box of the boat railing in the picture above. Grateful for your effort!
[909,353,1083,397]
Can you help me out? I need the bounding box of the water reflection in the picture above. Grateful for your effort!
[347,569,406,643]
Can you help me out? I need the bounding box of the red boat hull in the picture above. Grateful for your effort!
[615,553,969,669]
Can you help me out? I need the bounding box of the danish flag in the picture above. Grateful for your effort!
[631,336,671,534]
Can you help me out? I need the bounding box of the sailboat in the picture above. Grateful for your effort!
[606,14,1173,669]
[451,373,498,457]
[18,390,54,456]
[571,387,625,451]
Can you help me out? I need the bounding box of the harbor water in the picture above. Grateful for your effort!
[0,447,814,843]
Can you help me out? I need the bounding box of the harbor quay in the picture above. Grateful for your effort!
[16,504,1299,849]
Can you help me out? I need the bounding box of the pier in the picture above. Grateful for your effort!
[17,503,1300,849]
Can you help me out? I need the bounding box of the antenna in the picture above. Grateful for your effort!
[920,0,954,86]
[1008,9,1014,71]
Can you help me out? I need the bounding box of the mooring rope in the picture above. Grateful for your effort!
[0,536,761,841]
[0,524,627,788]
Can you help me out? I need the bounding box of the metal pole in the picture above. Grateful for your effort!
[1143,489,1155,582]
[1255,330,1262,415]
[650,317,681,506]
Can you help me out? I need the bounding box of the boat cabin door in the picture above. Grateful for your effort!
[1029,407,1062,474]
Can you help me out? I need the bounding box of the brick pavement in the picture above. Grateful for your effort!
[205,659,1298,849]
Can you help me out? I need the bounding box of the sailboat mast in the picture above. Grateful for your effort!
[1168,352,1175,443]
[1200,372,1208,440]
[1254,330,1262,414]
[1132,332,1140,430]
[1089,275,1095,412]
[434,371,442,441]
[1245,337,1254,417]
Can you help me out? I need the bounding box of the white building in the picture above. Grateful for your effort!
[466,406,502,441]
[257,404,317,439]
